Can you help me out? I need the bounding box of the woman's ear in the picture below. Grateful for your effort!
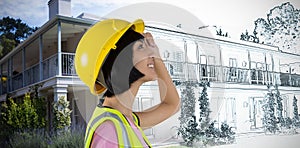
[94,82,106,94]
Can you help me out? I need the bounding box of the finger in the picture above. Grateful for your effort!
[142,33,150,46]
[144,32,156,47]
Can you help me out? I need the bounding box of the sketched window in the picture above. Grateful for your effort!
[172,51,183,73]
[208,56,215,77]
[250,61,257,80]
[200,55,207,76]
[256,62,263,81]
[229,58,237,77]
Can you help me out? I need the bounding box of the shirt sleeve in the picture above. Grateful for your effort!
[91,121,118,148]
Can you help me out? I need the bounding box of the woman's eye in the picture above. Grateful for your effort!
[138,44,144,50]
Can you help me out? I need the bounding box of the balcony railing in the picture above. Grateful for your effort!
[280,73,300,87]
[62,52,76,76]
[164,60,185,81]
[167,63,300,87]
[12,73,23,91]
[24,64,40,86]
[200,65,220,82]
[223,66,249,83]
[2,52,76,94]
[43,54,58,80]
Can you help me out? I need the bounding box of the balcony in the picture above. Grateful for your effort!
[167,63,300,87]
[2,54,300,96]
[280,73,300,87]
[1,53,76,95]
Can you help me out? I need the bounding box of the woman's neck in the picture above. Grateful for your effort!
[102,80,142,118]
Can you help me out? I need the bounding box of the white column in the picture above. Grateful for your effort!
[53,84,68,102]
[219,44,223,82]
[184,40,188,81]
[248,50,251,84]
[57,21,62,76]
[195,41,200,82]
[39,35,43,81]
[22,48,25,87]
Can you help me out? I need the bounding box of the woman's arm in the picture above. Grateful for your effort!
[136,33,180,129]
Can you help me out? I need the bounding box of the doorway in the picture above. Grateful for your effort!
[249,97,264,129]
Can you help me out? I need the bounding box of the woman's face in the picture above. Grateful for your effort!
[132,39,158,82]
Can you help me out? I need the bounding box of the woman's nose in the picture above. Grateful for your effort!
[144,38,156,57]
[146,46,155,57]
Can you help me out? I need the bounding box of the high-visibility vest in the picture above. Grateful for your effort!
[84,106,152,148]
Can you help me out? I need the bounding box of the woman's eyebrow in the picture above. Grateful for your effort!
[136,39,145,43]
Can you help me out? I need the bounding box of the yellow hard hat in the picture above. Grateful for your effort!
[75,19,145,95]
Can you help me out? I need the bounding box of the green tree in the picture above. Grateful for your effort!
[0,16,38,58]
[253,2,300,54]
[0,35,16,58]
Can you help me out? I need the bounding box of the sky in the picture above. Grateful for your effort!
[0,0,300,40]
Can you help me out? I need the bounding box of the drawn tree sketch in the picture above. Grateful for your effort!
[241,2,300,54]
[255,2,300,54]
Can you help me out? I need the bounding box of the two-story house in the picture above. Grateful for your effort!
[1,0,299,143]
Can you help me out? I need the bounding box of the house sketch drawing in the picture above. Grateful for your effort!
[0,0,299,146]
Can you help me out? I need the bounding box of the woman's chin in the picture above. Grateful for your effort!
[141,75,158,83]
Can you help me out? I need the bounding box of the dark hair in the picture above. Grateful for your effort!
[100,29,145,97]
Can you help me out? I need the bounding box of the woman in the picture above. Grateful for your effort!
[75,19,180,148]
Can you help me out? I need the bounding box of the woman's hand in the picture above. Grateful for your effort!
[143,32,161,59]
[136,32,180,129]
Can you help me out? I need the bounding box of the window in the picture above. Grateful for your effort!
[208,56,216,77]
[200,55,207,77]
[200,55,216,78]
[172,51,184,73]
[249,97,264,129]
[229,58,237,77]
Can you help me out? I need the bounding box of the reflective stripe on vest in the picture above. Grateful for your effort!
[84,107,152,148]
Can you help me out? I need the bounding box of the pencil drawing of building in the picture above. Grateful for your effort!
[0,0,299,143]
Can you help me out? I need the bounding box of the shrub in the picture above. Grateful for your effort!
[53,96,72,131]
[7,126,85,148]
[29,84,47,128]
[50,127,85,148]
[9,130,49,148]
[219,122,235,144]
[178,116,200,147]
[2,94,39,131]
